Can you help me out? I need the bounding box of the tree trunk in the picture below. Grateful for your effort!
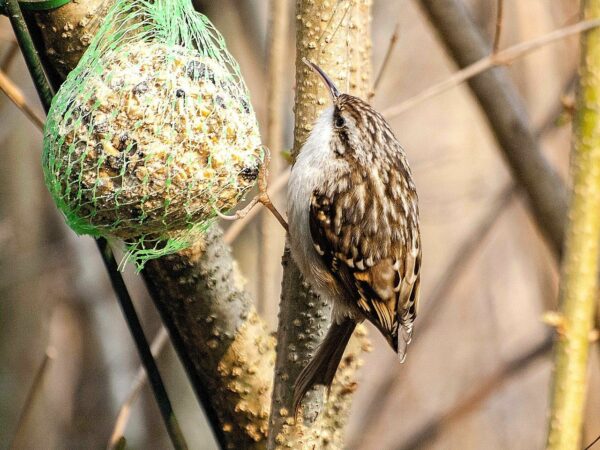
[267,1,372,448]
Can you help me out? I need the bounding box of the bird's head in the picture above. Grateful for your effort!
[302,58,396,163]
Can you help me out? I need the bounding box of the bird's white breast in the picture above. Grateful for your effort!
[287,107,350,313]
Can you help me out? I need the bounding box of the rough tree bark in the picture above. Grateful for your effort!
[546,1,600,448]
[418,0,569,258]
[143,227,275,450]
[23,3,277,449]
[22,0,111,85]
[267,1,372,449]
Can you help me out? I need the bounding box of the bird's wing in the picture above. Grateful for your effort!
[309,172,420,354]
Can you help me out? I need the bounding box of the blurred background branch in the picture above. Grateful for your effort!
[108,326,169,447]
[0,68,43,128]
[8,347,56,450]
[397,335,553,450]
[417,0,569,258]
[382,18,600,120]
[257,0,289,316]
[492,0,504,53]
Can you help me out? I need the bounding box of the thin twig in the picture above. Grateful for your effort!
[262,200,288,231]
[0,69,45,129]
[8,347,56,450]
[492,0,504,54]
[585,433,600,450]
[108,326,170,448]
[371,17,400,97]
[382,18,600,119]
[1,41,19,70]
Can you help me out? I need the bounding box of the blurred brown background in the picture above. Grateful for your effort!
[1,0,598,449]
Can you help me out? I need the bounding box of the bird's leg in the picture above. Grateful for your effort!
[213,196,260,221]
[256,147,289,231]
[214,146,289,231]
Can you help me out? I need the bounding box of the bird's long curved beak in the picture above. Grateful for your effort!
[302,57,340,100]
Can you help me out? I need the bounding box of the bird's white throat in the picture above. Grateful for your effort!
[287,106,335,220]
[286,106,342,307]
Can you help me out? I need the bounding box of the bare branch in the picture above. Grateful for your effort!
[1,41,19,70]
[382,18,600,119]
[371,17,400,97]
[0,69,44,129]
[9,347,56,450]
[108,327,169,448]
[492,0,504,53]
[23,0,111,84]
[143,226,275,450]
[413,0,571,259]
[546,2,600,447]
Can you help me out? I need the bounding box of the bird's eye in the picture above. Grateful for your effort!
[334,116,345,128]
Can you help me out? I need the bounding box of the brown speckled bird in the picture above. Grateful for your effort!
[287,59,421,413]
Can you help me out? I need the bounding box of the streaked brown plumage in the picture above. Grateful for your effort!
[287,59,421,413]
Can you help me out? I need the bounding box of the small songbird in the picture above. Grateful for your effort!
[287,59,422,412]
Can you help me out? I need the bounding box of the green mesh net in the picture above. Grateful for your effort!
[42,0,262,270]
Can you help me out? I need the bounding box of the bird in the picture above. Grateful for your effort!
[287,58,422,414]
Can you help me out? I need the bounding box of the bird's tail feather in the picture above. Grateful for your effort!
[397,322,413,363]
[293,319,356,415]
